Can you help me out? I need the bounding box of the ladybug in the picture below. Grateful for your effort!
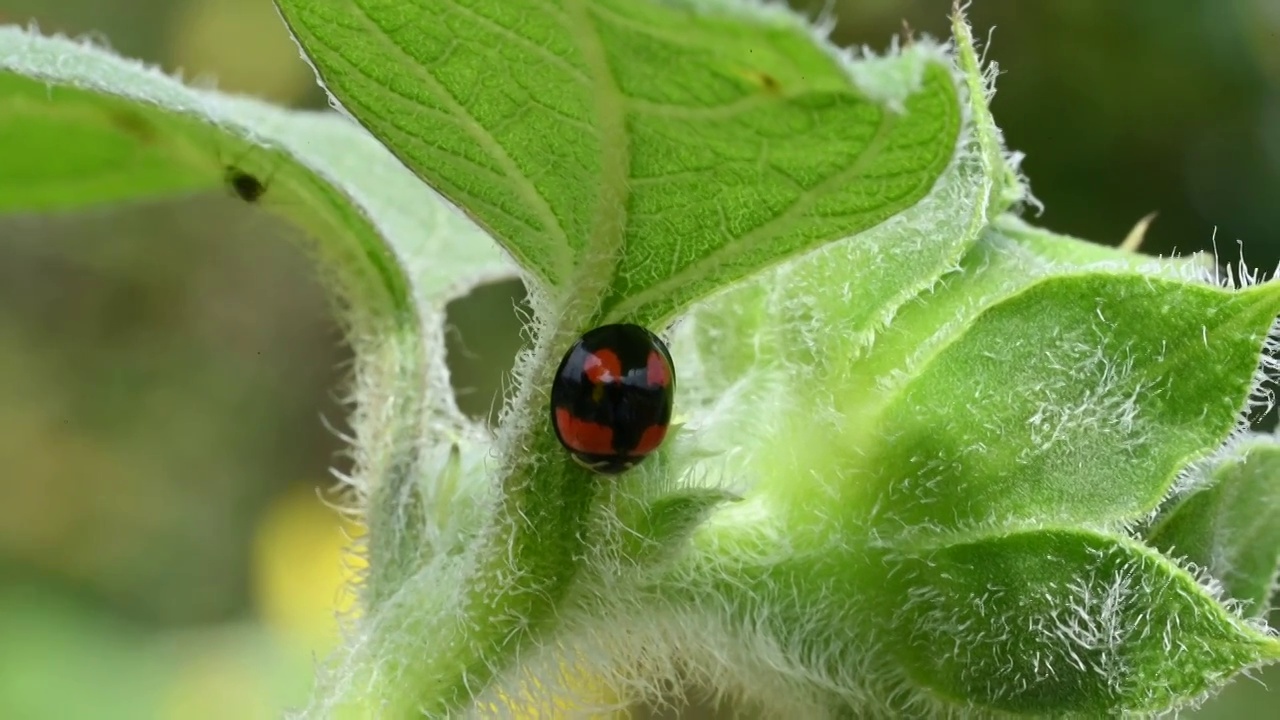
[550,323,676,474]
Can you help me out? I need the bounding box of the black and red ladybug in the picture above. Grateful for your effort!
[550,323,675,474]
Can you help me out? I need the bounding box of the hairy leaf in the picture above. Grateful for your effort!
[664,217,1280,716]
[862,275,1280,545]
[882,530,1280,715]
[1149,437,1280,617]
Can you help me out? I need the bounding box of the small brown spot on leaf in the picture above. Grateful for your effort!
[109,108,157,143]
[741,69,782,96]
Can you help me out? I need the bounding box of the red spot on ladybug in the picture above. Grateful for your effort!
[583,349,622,384]
[645,349,670,387]
[630,423,669,457]
[550,323,676,474]
[554,407,615,456]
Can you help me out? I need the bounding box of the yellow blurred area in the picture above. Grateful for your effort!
[488,666,626,720]
[157,487,360,720]
[252,486,364,647]
[251,489,623,719]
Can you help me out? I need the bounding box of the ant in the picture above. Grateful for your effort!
[223,165,269,203]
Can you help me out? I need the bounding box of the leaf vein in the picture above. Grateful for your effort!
[611,108,908,318]
[437,0,592,87]
[560,0,631,315]
[347,0,572,269]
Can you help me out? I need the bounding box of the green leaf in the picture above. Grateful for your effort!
[273,0,962,326]
[996,213,1217,277]
[615,486,740,571]
[0,27,510,315]
[880,530,1280,715]
[950,4,1025,218]
[670,4,1017,412]
[661,217,1280,716]
[0,24,511,624]
[677,217,1280,541]
[1148,436,1280,617]
[862,275,1280,545]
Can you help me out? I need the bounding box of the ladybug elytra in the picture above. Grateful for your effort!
[550,323,675,474]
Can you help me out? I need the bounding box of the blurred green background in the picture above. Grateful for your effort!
[1,0,1278,718]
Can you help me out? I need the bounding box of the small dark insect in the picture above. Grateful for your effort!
[224,165,268,203]
[550,323,676,475]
